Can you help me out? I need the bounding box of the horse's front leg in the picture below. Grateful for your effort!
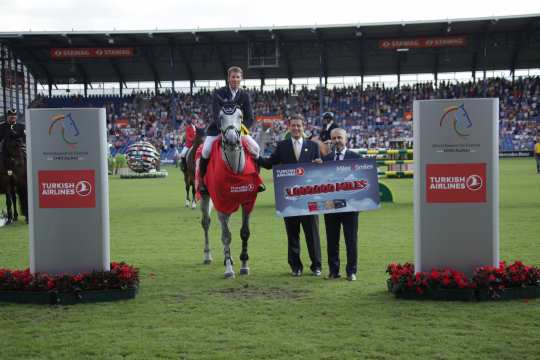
[217,211,234,279]
[11,191,18,222]
[191,183,197,209]
[239,205,251,275]
[5,193,13,225]
[200,194,213,264]
[184,176,191,208]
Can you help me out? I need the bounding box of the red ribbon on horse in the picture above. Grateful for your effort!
[196,137,262,215]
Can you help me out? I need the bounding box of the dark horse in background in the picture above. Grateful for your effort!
[181,128,205,209]
[0,134,28,225]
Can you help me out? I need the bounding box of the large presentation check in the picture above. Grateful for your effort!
[272,158,380,217]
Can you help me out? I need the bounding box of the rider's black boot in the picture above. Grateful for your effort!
[180,157,187,172]
[199,157,210,195]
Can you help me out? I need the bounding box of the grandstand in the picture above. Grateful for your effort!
[1,14,539,158]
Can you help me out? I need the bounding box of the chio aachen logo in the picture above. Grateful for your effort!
[48,113,80,148]
[439,104,472,138]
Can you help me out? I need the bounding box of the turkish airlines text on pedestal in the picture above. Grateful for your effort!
[426,163,486,203]
[38,169,96,208]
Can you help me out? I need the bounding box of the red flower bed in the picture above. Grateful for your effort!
[472,261,540,298]
[387,261,540,300]
[0,262,139,293]
[387,262,474,296]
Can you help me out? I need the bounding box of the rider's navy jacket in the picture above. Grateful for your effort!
[208,86,254,136]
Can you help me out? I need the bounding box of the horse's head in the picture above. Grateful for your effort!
[219,104,243,147]
[218,104,245,174]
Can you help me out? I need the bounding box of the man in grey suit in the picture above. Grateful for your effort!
[258,114,323,277]
[322,128,361,281]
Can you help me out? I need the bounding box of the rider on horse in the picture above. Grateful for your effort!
[0,109,25,145]
[0,109,25,166]
[198,66,264,194]
[179,118,196,171]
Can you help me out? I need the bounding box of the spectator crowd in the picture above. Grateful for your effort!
[31,76,540,159]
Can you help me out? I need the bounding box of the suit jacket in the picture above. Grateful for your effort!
[209,86,254,136]
[258,138,321,169]
[322,148,360,162]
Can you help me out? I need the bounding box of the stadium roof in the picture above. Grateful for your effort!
[1,14,540,88]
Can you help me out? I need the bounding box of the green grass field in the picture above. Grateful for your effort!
[1,159,539,360]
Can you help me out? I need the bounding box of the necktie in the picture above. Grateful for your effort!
[336,151,342,161]
[294,140,301,160]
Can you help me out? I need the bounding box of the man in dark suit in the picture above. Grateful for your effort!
[258,114,323,277]
[0,109,25,144]
[199,66,259,192]
[322,128,361,281]
[319,112,338,143]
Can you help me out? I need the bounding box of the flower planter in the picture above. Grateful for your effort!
[430,288,475,301]
[52,288,138,305]
[0,288,138,305]
[476,286,540,301]
[520,286,540,299]
[0,291,53,304]
[394,289,429,300]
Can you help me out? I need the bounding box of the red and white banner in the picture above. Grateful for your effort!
[38,169,96,208]
[379,36,467,50]
[256,115,283,122]
[50,48,134,59]
[115,118,130,128]
[426,163,486,203]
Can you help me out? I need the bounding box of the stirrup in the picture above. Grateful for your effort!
[199,182,209,195]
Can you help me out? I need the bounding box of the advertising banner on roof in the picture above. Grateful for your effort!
[50,47,134,59]
[379,36,467,49]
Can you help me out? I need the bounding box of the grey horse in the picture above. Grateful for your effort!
[199,105,256,278]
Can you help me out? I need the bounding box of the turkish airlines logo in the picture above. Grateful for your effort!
[295,168,305,176]
[426,163,486,203]
[39,170,96,208]
[466,175,483,191]
[76,180,92,196]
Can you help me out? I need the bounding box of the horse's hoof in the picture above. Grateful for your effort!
[203,259,212,265]
[184,201,190,208]
[240,267,250,275]
[191,203,197,210]
[224,271,235,279]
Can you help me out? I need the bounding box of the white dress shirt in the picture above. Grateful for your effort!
[292,137,303,160]
[335,147,347,161]
[229,87,238,100]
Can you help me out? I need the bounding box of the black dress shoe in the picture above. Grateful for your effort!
[257,184,266,193]
[327,273,341,279]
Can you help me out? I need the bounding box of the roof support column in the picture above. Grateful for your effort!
[21,60,26,111]
[1,44,7,115]
[319,51,324,126]
[26,66,31,106]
